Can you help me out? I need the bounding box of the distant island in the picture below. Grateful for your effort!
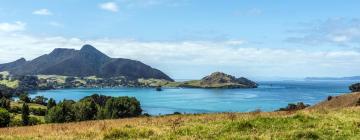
[305,76,360,81]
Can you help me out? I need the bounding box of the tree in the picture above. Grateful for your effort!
[45,100,75,123]
[0,97,10,110]
[19,94,31,103]
[0,108,10,127]
[21,103,30,126]
[47,98,56,109]
[74,100,97,121]
[103,96,142,119]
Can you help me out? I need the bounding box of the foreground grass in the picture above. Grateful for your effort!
[1,107,360,139]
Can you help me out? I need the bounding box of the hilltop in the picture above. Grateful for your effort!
[0,45,173,81]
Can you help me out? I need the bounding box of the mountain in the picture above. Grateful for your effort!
[0,58,26,72]
[0,44,173,81]
[305,76,360,81]
[179,72,258,88]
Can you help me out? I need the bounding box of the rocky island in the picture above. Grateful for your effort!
[178,72,258,88]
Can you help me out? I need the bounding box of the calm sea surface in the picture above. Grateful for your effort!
[30,81,357,115]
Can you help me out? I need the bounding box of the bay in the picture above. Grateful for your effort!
[30,80,356,115]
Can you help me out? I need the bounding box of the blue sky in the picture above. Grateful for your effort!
[0,0,360,80]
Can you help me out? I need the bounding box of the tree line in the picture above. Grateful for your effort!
[0,93,142,127]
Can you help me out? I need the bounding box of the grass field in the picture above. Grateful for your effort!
[1,107,360,139]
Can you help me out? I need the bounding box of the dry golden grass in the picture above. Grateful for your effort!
[1,107,360,139]
[309,92,360,110]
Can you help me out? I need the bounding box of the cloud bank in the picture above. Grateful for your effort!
[99,2,119,12]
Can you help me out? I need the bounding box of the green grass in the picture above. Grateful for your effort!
[11,101,47,110]
[1,107,360,139]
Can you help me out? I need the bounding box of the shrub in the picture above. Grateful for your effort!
[294,131,320,139]
[0,108,10,127]
[0,97,11,110]
[28,117,42,126]
[225,121,254,131]
[327,96,333,101]
[30,108,47,116]
[350,83,360,92]
[9,106,21,113]
[31,96,48,105]
[9,117,22,127]
[356,98,360,106]
[278,102,310,111]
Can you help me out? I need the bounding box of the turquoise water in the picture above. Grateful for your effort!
[30,81,356,115]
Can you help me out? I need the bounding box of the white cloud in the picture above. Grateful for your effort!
[32,9,53,16]
[286,18,360,47]
[0,32,360,79]
[49,21,64,27]
[0,21,26,32]
[99,2,119,12]
[119,0,187,8]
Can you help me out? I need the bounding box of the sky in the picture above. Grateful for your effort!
[0,0,360,80]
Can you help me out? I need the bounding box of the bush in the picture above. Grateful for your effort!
[28,117,42,126]
[0,108,10,127]
[278,102,310,111]
[31,96,48,105]
[0,97,11,110]
[9,117,22,127]
[327,96,333,101]
[9,106,21,113]
[294,131,320,139]
[350,83,360,92]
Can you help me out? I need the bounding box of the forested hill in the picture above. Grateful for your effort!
[0,45,173,81]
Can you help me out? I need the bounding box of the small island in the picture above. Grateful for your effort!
[177,72,258,89]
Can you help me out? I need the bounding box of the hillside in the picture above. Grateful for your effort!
[309,92,360,110]
[1,108,360,139]
[0,45,173,81]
